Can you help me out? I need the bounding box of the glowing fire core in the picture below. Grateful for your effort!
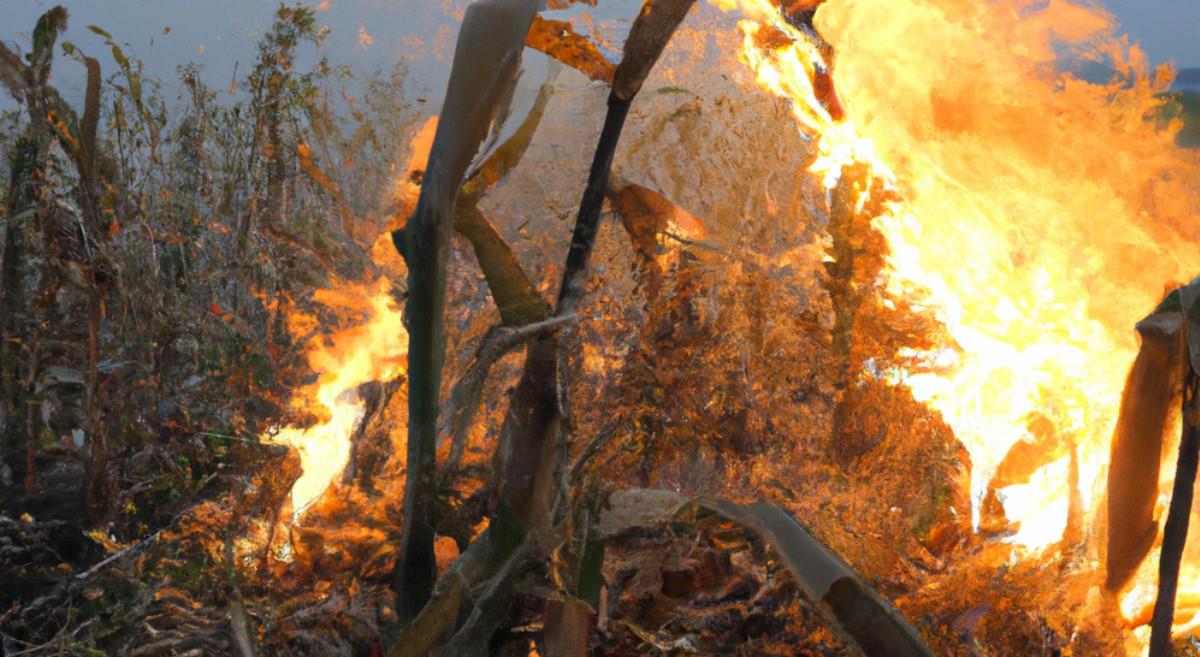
[266,281,407,515]
[716,0,1200,640]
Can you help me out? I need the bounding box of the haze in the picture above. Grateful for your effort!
[0,0,1197,107]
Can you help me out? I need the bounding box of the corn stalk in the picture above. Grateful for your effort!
[387,2,697,653]
[1144,278,1200,657]
[0,7,111,512]
[390,0,540,624]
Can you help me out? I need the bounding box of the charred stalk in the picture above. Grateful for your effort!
[392,0,539,624]
[444,315,577,471]
[387,3,697,653]
[1,138,39,489]
[485,0,697,651]
[1149,371,1200,657]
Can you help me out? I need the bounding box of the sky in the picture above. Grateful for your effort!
[0,0,1197,108]
[1101,0,1199,67]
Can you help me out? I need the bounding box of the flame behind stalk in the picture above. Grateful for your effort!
[713,0,1200,635]
[263,120,434,519]
[266,281,408,515]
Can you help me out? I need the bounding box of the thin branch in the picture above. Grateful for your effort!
[661,231,723,253]
[444,314,578,470]
[568,423,618,484]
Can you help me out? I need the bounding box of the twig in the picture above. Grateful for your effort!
[75,471,220,581]
[661,231,723,253]
[444,314,577,469]
[196,431,262,445]
[0,613,95,657]
[568,423,618,484]
[229,599,257,657]
[1149,371,1200,657]
[74,531,159,581]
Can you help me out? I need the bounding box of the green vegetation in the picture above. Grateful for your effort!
[1172,92,1200,148]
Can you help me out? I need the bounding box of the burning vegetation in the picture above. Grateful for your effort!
[2,0,1200,656]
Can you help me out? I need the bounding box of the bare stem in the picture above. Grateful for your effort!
[1149,371,1200,657]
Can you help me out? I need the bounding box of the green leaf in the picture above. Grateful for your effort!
[576,537,605,608]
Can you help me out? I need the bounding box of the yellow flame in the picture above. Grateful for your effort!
[714,0,1200,634]
[266,280,407,514]
[263,114,433,520]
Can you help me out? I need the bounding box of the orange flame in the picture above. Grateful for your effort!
[265,280,408,515]
[714,0,1200,638]
[263,117,434,520]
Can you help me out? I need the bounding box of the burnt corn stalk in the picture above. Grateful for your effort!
[556,0,695,314]
[483,93,634,565]
[1149,372,1200,657]
[392,0,538,625]
[485,95,632,541]
[485,0,697,652]
[445,315,576,471]
[494,0,696,544]
[388,4,695,654]
[1,138,38,487]
[555,99,631,313]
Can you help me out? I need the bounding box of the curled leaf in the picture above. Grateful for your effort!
[526,15,615,84]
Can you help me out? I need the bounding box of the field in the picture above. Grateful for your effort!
[1173,91,1200,147]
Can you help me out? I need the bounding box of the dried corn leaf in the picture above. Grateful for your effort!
[526,15,615,84]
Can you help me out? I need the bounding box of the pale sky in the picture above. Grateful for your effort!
[1101,0,1199,66]
[0,0,1197,109]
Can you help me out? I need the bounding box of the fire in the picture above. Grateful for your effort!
[262,118,433,520]
[265,280,407,515]
[714,0,1200,638]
